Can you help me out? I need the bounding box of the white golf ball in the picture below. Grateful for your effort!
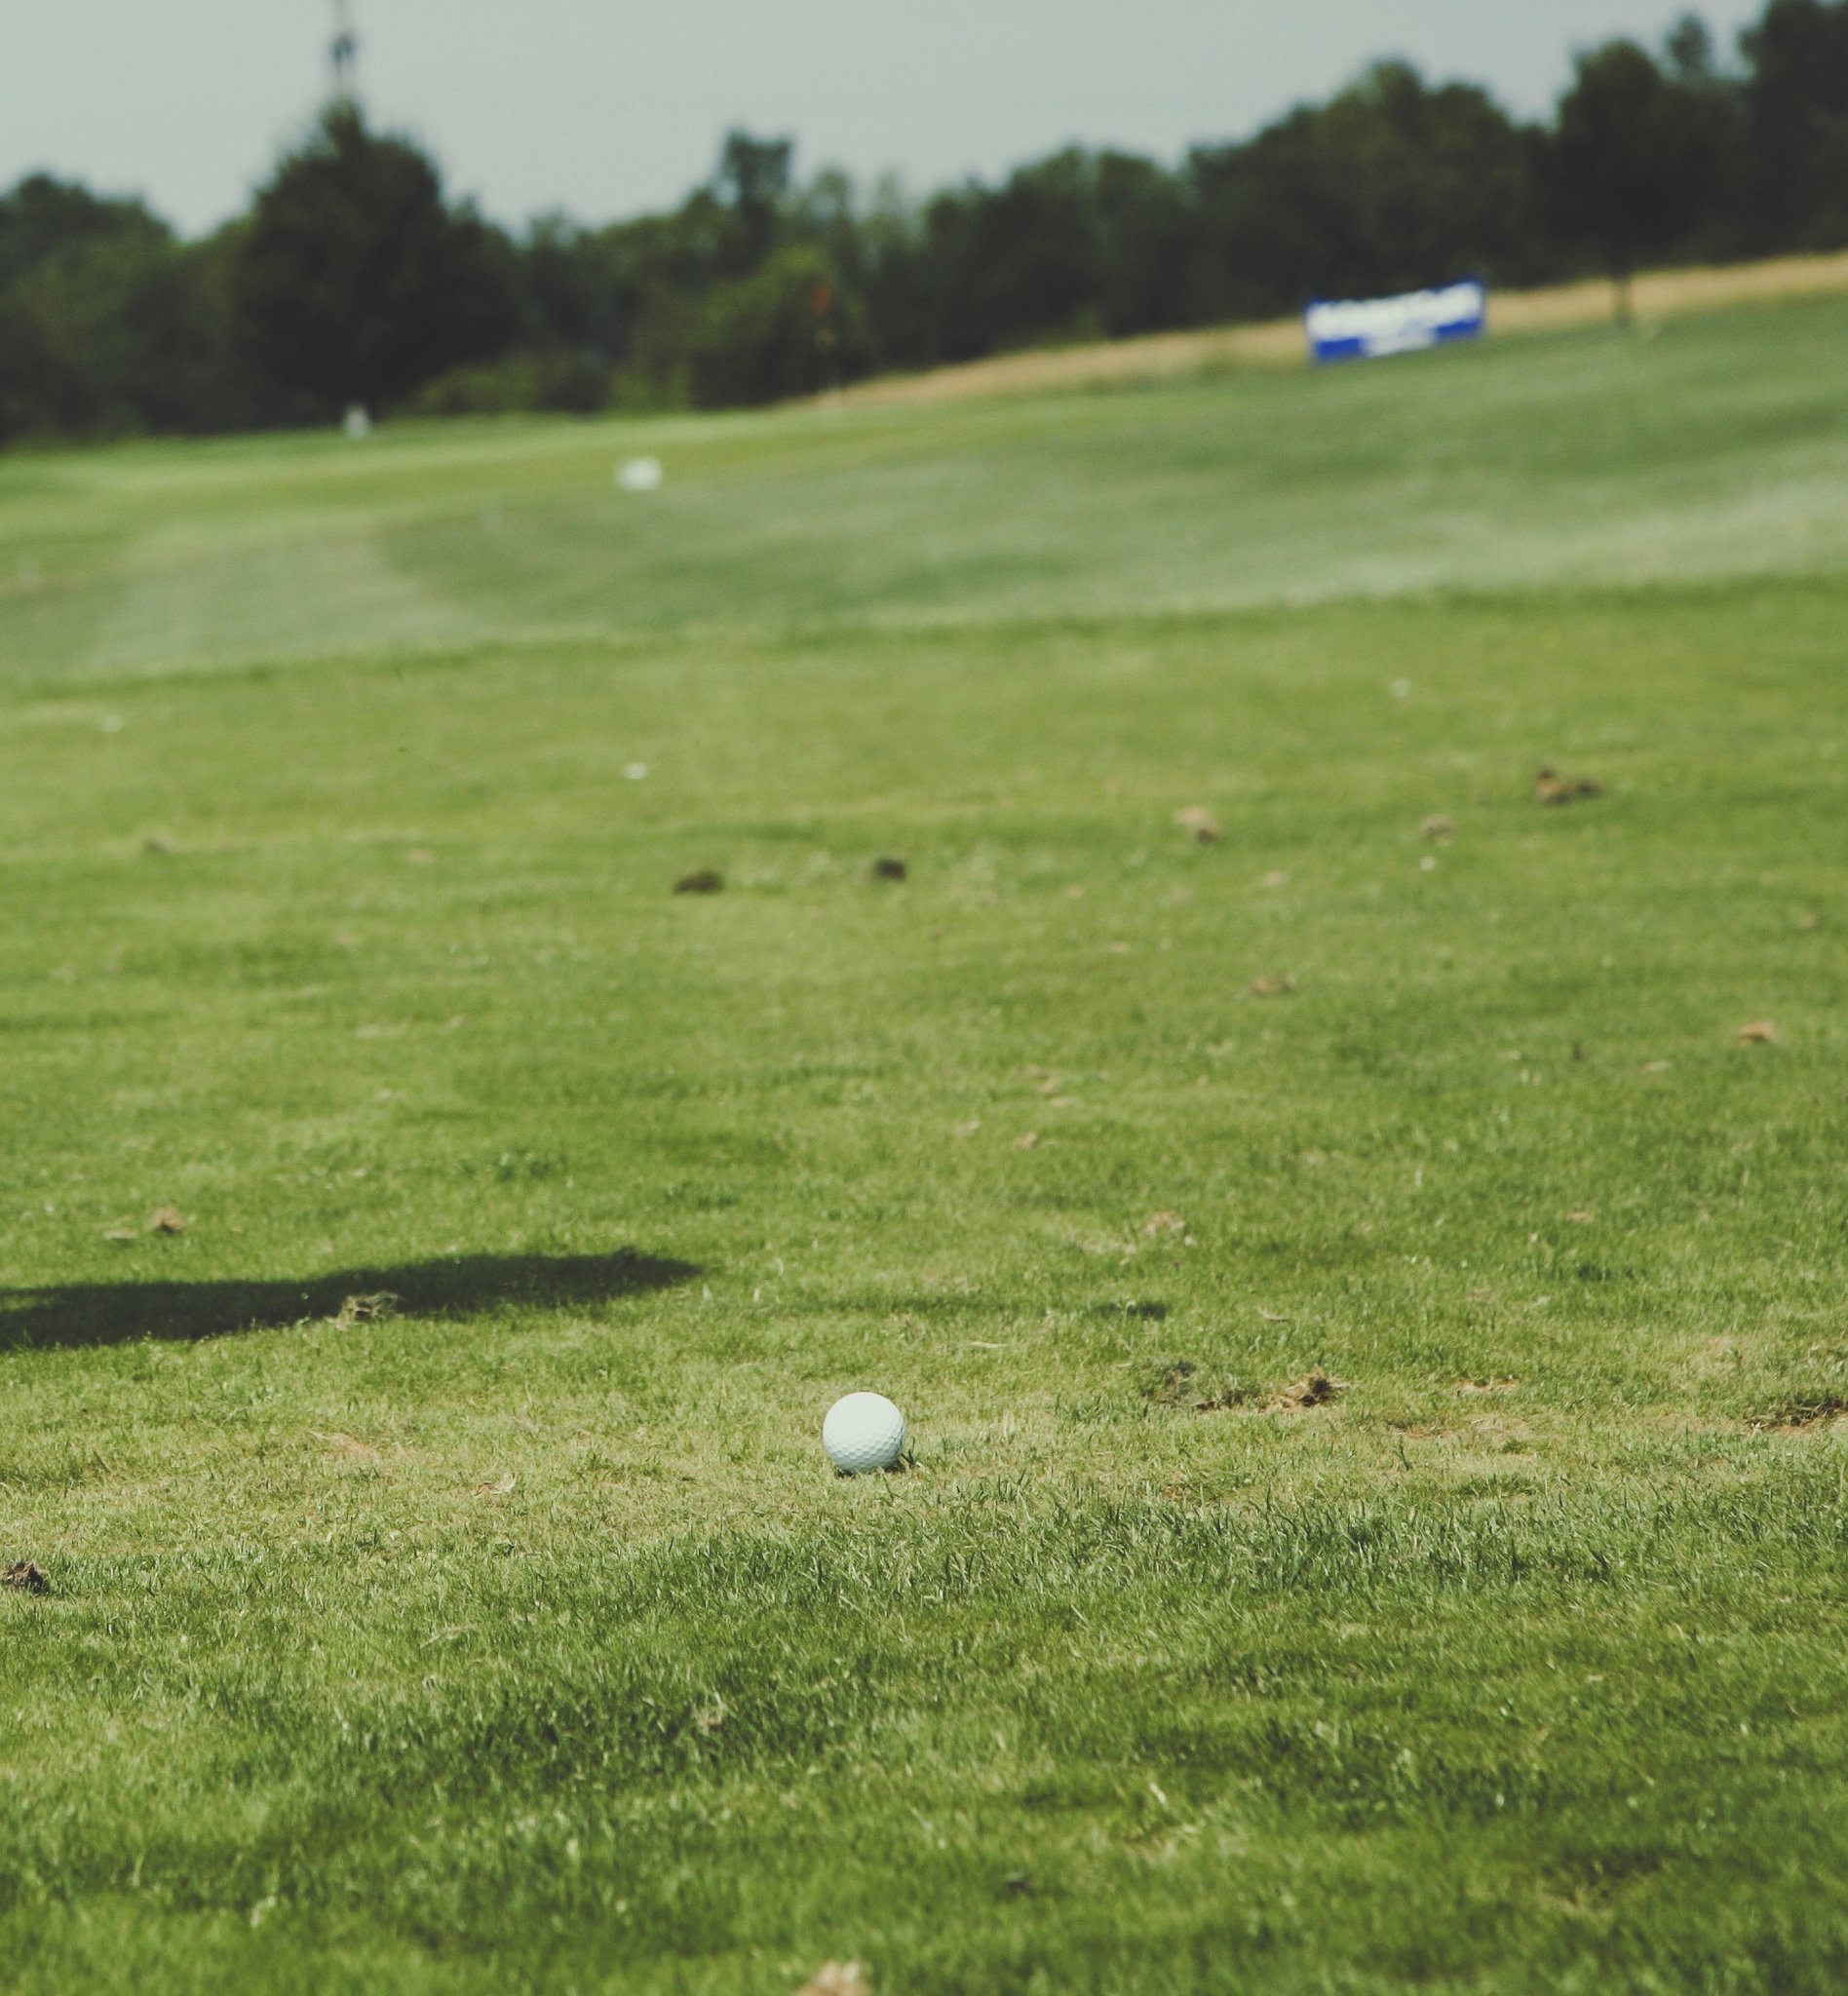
[823,1392,907,1474]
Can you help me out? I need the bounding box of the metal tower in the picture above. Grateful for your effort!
[329,0,359,102]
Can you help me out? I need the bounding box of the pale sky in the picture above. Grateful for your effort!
[0,2,1764,236]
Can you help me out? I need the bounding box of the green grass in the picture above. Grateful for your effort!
[3,299,1848,1994]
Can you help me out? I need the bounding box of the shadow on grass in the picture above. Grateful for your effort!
[0,1250,697,1352]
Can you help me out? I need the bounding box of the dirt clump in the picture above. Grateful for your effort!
[1533,768,1603,804]
[1268,1367,1348,1411]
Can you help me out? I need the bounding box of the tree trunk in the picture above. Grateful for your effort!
[1613,264,1636,328]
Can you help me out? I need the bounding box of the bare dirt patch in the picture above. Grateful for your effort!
[1754,1395,1848,1433]
[312,1431,382,1462]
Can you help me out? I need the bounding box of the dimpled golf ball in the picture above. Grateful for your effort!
[823,1392,907,1474]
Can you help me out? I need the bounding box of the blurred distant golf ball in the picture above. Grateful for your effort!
[823,1392,907,1474]
[616,455,664,492]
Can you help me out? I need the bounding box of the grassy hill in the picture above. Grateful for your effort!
[10,291,1848,678]
[2,298,1847,1994]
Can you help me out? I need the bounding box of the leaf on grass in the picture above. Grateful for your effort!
[2,1560,49,1594]
[1532,767,1603,804]
[1251,975,1295,997]
[1014,1132,1038,1150]
[102,1220,135,1242]
[694,1698,727,1734]
[950,1118,981,1138]
[1173,805,1221,843]
[869,855,907,882]
[1642,1058,1672,1074]
[674,868,724,895]
[147,1207,187,1235]
[794,1965,868,1996]
[1142,1211,1186,1238]
[1268,1367,1348,1411]
[1454,1378,1518,1396]
[1737,1019,1779,1045]
[476,1473,517,1497]
[1563,1209,1597,1223]
[1420,814,1454,841]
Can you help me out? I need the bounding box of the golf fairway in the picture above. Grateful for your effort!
[1,298,1846,1994]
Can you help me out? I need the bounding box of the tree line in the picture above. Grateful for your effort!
[5,0,1848,442]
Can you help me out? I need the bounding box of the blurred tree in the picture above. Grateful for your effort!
[233,105,517,412]
[0,174,169,291]
[1548,41,1723,319]
[1666,11,1721,81]
[0,178,287,442]
[685,245,866,405]
[918,152,1108,361]
[1092,151,1218,337]
[1738,0,1848,249]
[26,0,1848,440]
[713,131,794,271]
[1191,62,1545,321]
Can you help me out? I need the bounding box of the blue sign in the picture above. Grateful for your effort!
[1305,281,1487,364]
